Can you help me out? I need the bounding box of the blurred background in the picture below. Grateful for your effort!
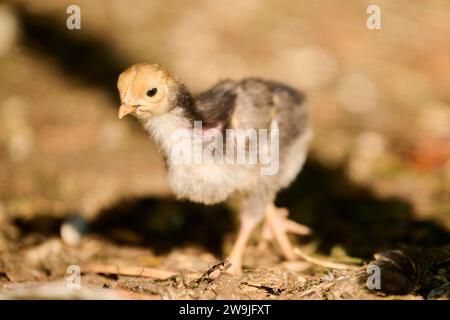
[0,0,449,288]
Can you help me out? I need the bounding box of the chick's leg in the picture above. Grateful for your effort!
[227,191,267,274]
[261,203,311,260]
[226,219,258,274]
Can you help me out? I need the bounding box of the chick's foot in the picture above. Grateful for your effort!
[259,204,311,260]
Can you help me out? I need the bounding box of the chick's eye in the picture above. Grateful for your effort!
[147,88,158,97]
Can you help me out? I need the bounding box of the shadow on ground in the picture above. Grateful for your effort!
[15,4,132,96]
[277,159,450,258]
[90,198,235,256]
[13,158,450,259]
[90,158,450,259]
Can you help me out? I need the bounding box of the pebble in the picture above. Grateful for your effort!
[60,214,88,247]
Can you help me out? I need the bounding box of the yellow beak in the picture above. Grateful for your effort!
[118,104,138,119]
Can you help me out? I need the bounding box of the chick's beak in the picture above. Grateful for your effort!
[118,104,138,119]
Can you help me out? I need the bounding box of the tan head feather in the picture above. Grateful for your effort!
[117,63,177,119]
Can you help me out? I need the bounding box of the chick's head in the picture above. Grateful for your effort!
[117,63,176,121]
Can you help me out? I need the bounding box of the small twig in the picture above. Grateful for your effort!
[299,281,335,299]
[294,248,360,270]
[121,267,145,289]
[81,263,201,281]
[195,259,231,287]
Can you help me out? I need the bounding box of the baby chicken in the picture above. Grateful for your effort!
[117,63,312,273]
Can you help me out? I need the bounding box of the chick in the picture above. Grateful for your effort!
[117,63,313,273]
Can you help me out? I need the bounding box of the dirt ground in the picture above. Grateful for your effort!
[0,1,449,299]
